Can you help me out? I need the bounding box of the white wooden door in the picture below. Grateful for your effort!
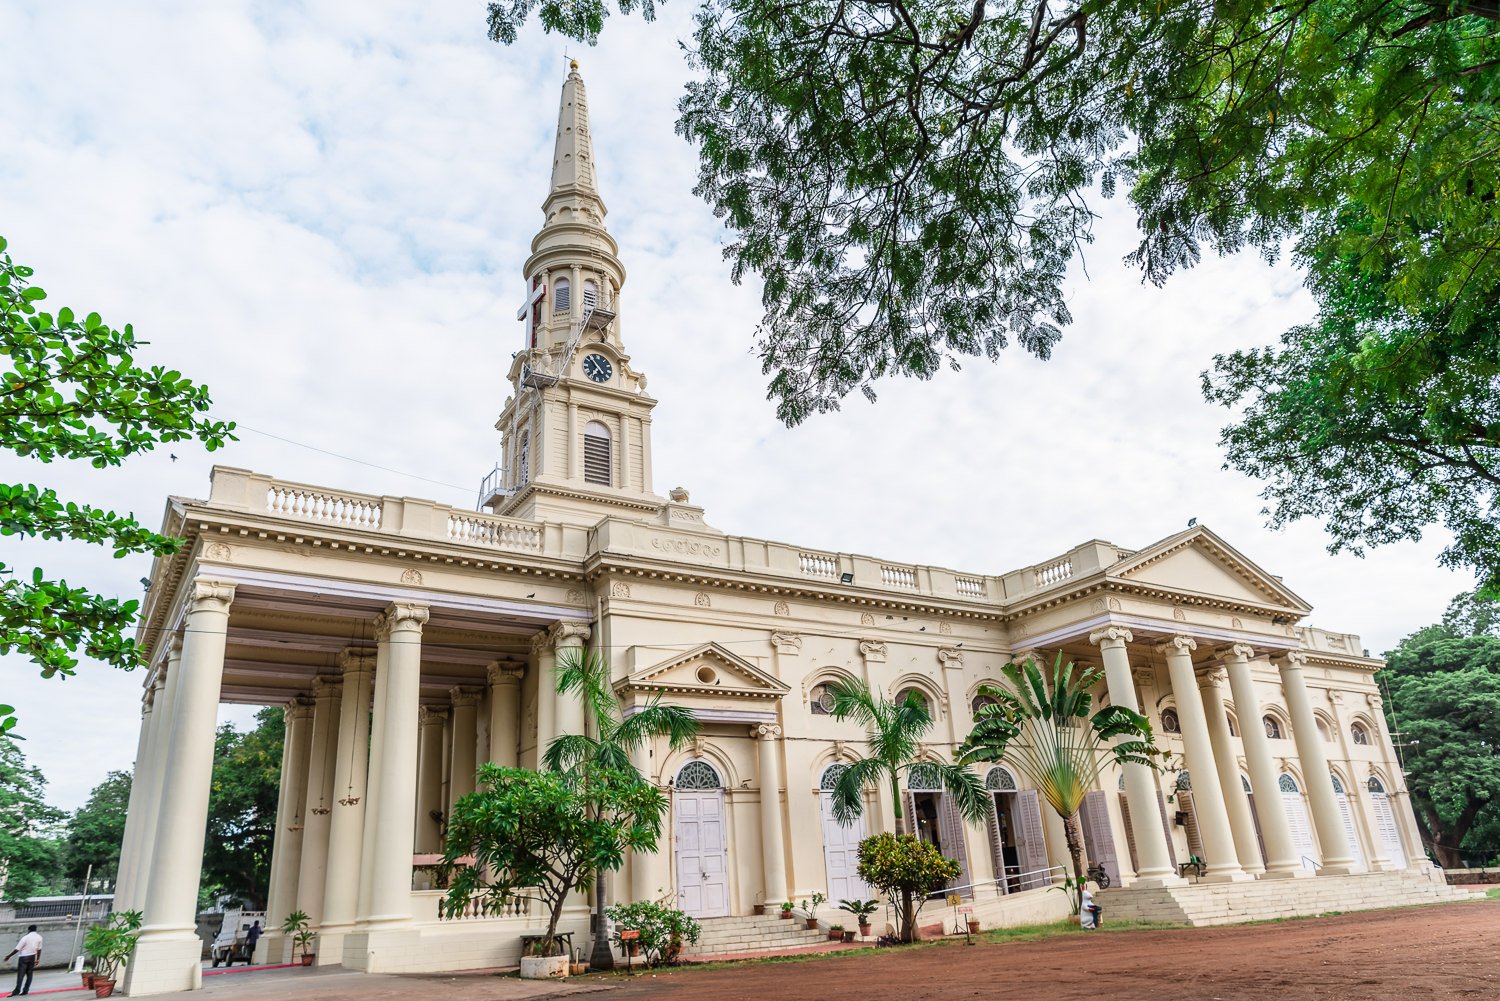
[676,790,730,917]
[1371,793,1408,869]
[820,792,871,902]
[1334,791,1366,870]
[1283,792,1319,871]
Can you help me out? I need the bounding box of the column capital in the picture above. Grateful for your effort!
[1366,692,1384,709]
[530,630,552,656]
[858,639,887,662]
[1089,626,1133,649]
[1274,650,1309,671]
[449,687,483,708]
[771,631,803,654]
[487,661,525,686]
[1131,666,1154,687]
[311,675,343,700]
[937,646,964,668]
[750,722,783,740]
[1010,648,1041,666]
[1213,643,1256,664]
[338,646,377,674]
[1197,666,1229,689]
[418,705,449,726]
[187,578,236,614]
[378,601,429,638]
[286,695,314,720]
[549,620,592,645]
[1157,635,1198,657]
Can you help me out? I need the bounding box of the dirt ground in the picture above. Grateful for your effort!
[604,900,1500,1001]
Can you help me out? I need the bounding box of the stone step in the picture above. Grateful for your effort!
[688,914,832,956]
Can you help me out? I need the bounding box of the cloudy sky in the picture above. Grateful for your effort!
[1,1,1471,812]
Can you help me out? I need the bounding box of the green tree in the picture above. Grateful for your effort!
[1382,592,1500,868]
[541,647,699,968]
[63,770,132,885]
[958,654,1164,909]
[854,832,960,943]
[0,739,67,901]
[201,708,283,907]
[1,235,234,733]
[441,764,669,956]
[825,680,988,834]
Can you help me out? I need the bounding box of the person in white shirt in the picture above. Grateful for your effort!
[4,925,42,997]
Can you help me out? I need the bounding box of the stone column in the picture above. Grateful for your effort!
[630,740,661,903]
[129,643,183,913]
[449,688,481,811]
[296,677,342,928]
[354,631,392,932]
[365,602,428,927]
[1198,667,1264,875]
[318,648,375,963]
[1090,627,1180,885]
[1161,636,1246,881]
[113,678,159,911]
[532,633,557,766]
[125,581,234,997]
[1277,652,1355,873]
[486,662,523,768]
[551,621,592,739]
[1219,645,1304,877]
[1367,692,1429,871]
[751,724,789,905]
[415,707,448,853]
[263,696,314,963]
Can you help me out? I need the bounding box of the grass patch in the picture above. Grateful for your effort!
[1484,886,1500,900]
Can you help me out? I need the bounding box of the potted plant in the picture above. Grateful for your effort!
[520,937,569,980]
[827,923,843,941]
[606,900,702,968]
[83,910,142,999]
[838,898,879,938]
[800,892,826,930]
[779,900,794,920]
[967,915,981,934]
[841,928,857,943]
[280,910,315,966]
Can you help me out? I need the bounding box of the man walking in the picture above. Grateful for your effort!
[4,924,42,997]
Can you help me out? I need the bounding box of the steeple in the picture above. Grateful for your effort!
[545,60,605,224]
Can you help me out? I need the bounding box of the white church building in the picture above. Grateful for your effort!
[112,65,1467,995]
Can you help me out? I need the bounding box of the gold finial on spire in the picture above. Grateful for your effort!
[570,59,579,70]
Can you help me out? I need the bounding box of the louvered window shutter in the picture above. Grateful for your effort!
[938,793,972,896]
[1179,790,1205,860]
[583,423,611,486]
[1079,790,1120,886]
[1157,791,1178,866]
[1015,790,1052,890]
[986,797,1008,893]
[1119,794,1140,874]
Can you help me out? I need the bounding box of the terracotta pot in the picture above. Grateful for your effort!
[626,942,641,957]
[82,972,96,988]
[779,910,793,919]
[858,923,872,938]
[841,930,856,943]
[967,920,980,933]
[569,962,588,976]
[805,918,818,930]
[94,979,116,999]
[828,929,842,941]
[301,953,315,967]
[519,954,569,980]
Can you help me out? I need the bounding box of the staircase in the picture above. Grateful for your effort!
[1097,868,1485,926]
[687,913,836,957]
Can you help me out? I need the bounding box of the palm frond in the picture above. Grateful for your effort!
[542,733,599,773]
[832,757,888,826]
[936,762,991,825]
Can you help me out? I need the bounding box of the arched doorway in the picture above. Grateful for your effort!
[1330,773,1366,870]
[675,760,729,917]
[906,762,971,896]
[986,766,1051,891]
[1367,777,1409,869]
[1279,774,1319,871]
[819,764,872,902]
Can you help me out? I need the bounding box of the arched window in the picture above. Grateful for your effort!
[1176,770,1192,791]
[1160,708,1181,734]
[583,421,611,486]
[583,279,598,310]
[517,430,530,485]
[1241,775,1253,794]
[553,277,571,312]
[675,760,721,789]
[1351,723,1370,745]
[985,766,1017,791]
[1263,715,1283,740]
[1330,773,1346,795]
[896,687,931,715]
[1316,719,1333,743]
[907,762,941,791]
[810,683,837,716]
[971,693,999,715]
[1278,774,1299,794]
[1367,776,1386,794]
[820,763,848,791]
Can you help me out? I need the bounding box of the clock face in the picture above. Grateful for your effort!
[582,353,613,383]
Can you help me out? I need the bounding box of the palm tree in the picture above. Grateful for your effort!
[542,647,699,968]
[826,680,990,836]
[957,654,1165,910]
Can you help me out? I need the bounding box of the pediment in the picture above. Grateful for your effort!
[1109,527,1312,613]
[617,642,789,701]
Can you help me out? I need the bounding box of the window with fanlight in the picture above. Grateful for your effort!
[1160,707,1182,734]
[1351,722,1371,745]
[971,693,999,715]
[553,277,571,312]
[897,687,932,716]
[1264,715,1284,740]
[810,683,837,715]
[583,421,611,486]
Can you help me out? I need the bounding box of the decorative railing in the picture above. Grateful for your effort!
[266,485,382,529]
[955,576,986,598]
[1034,557,1073,587]
[880,564,918,589]
[799,552,839,578]
[447,513,543,552]
[437,894,534,921]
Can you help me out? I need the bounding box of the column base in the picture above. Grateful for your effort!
[340,924,415,973]
[257,932,294,965]
[1124,873,1188,889]
[1257,865,1315,879]
[122,931,203,997]
[315,927,351,967]
[1200,870,1256,884]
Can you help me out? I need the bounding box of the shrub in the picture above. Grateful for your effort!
[856,833,960,943]
[606,899,701,966]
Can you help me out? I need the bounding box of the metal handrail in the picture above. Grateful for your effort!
[1301,856,1324,870]
[941,864,1066,897]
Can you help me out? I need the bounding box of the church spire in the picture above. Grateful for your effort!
[545,60,606,223]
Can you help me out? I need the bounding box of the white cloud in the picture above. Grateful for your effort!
[0,1,1469,810]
